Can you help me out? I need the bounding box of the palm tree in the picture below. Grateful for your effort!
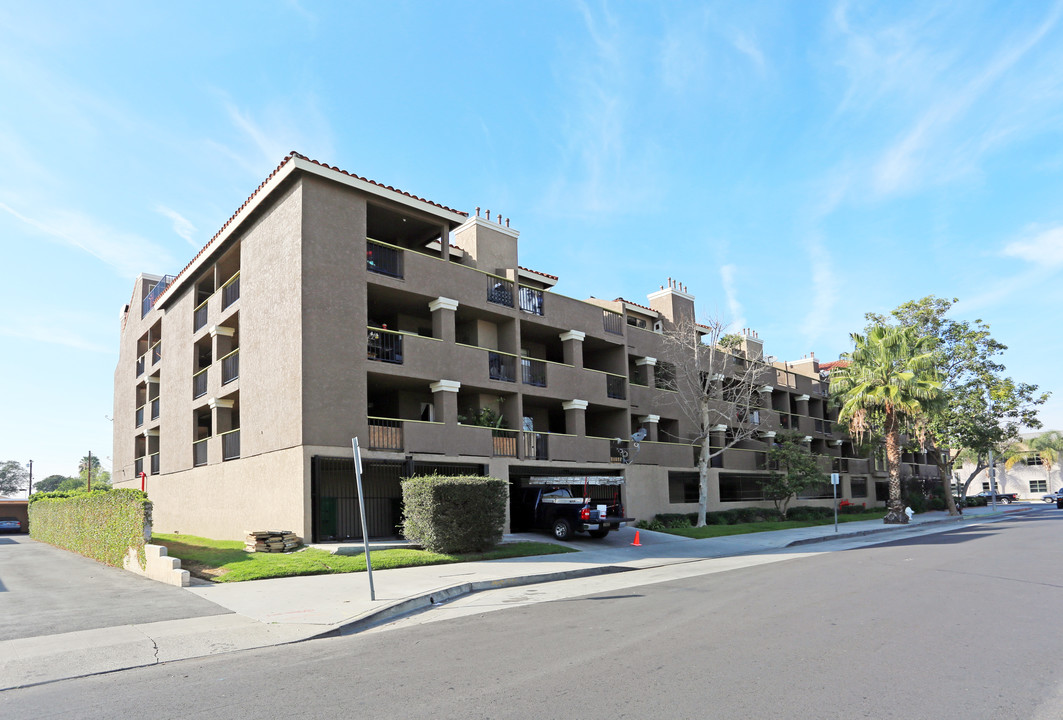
[1003,431,1063,494]
[830,325,941,524]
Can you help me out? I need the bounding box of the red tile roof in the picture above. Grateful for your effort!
[615,297,658,314]
[520,266,559,281]
[159,152,468,308]
[818,360,849,371]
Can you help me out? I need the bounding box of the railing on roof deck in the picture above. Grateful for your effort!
[368,417,403,450]
[194,300,208,332]
[487,276,514,307]
[488,351,516,383]
[602,310,624,335]
[518,285,544,315]
[367,328,403,364]
[521,357,546,387]
[366,239,403,278]
[221,272,240,310]
[193,438,208,467]
[141,275,176,318]
[222,428,241,461]
[221,348,240,384]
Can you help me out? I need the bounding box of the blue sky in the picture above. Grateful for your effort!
[3,1,1063,482]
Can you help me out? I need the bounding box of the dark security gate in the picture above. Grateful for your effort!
[311,456,486,542]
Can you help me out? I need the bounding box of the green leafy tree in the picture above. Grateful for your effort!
[0,460,29,495]
[762,434,827,519]
[867,297,1048,509]
[830,325,941,524]
[33,475,70,493]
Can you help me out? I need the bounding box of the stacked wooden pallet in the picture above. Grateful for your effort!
[244,530,302,553]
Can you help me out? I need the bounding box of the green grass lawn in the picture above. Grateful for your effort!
[658,512,884,540]
[152,533,576,583]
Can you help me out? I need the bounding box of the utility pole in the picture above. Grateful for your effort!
[27,459,33,498]
[87,450,92,491]
[988,448,997,512]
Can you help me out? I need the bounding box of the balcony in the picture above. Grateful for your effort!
[151,341,162,365]
[222,428,240,461]
[518,285,544,315]
[150,397,160,421]
[194,300,208,332]
[221,272,240,310]
[602,310,624,335]
[521,357,546,387]
[367,239,403,278]
[522,431,548,460]
[367,328,403,364]
[193,369,208,399]
[141,274,175,318]
[134,456,144,476]
[486,275,514,308]
[368,417,403,450]
[605,373,626,400]
[150,453,160,475]
[221,349,239,384]
[193,439,208,467]
[136,355,145,377]
[135,406,144,428]
[488,351,516,383]
[492,429,519,457]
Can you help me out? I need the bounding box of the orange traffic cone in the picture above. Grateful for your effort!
[631,530,641,547]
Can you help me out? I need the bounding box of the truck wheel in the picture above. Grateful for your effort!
[588,528,609,539]
[999,497,1011,504]
[552,519,573,541]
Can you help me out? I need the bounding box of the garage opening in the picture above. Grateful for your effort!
[508,467,624,532]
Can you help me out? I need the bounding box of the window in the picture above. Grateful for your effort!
[1030,479,1047,493]
[850,476,868,498]
[669,472,700,503]
[1024,453,1043,466]
[982,482,991,492]
[719,473,768,502]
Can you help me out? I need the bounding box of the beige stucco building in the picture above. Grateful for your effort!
[112,153,937,541]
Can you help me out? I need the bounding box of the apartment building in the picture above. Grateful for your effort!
[112,153,940,541]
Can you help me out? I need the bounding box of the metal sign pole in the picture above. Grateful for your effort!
[352,438,375,601]
[831,472,839,532]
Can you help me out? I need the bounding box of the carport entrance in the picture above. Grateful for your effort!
[311,456,486,541]
[508,467,625,532]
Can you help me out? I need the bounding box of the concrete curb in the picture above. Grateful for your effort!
[333,564,634,636]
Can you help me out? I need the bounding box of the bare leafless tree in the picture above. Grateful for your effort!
[660,317,771,526]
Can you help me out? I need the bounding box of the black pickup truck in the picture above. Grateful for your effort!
[975,491,1019,505]
[514,483,634,541]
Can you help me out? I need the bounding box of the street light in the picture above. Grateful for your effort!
[26,459,33,498]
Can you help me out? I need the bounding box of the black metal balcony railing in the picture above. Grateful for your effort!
[521,358,546,387]
[489,352,516,382]
[603,310,624,335]
[193,439,208,467]
[222,429,240,461]
[136,356,145,377]
[141,274,175,318]
[368,417,403,450]
[606,374,626,400]
[487,277,514,307]
[135,406,144,428]
[367,329,403,364]
[367,240,403,278]
[150,397,160,421]
[134,456,144,476]
[150,453,160,475]
[194,301,208,332]
[193,370,208,399]
[222,273,240,310]
[833,457,850,473]
[518,286,544,315]
[151,342,162,365]
[222,349,239,384]
[523,431,548,460]
[492,430,518,458]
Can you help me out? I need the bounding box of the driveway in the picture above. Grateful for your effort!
[0,536,228,642]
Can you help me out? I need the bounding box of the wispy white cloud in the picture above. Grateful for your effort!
[1002,224,1063,267]
[0,316,110,353]
[801,236,839,344]
[0,201,174,278]
[154,205,197,247]
[731,30,766,72]
[957,223,1063,312]
[719,264,746,330]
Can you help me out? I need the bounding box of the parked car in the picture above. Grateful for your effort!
[1042,489,1063,503]
[975,491,1018,504]
[0,516,21,533]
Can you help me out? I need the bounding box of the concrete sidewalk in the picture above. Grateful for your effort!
[0,504,1038,690]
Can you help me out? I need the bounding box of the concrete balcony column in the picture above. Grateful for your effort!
[209,397,235,433]
[559,330,585,369]
[431,380,461,425]
[638,414,659,442]
[636,356,657,388]
[562,399,588,437]
[211,324,236,359]
[795,393,810,416]
[429,297,459,344]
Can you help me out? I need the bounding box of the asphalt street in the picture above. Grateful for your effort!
[2,508,1060,719]
[0,535,228,642]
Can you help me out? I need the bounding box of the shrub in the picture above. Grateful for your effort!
[907,494,928,514]
[929,497,946,511]
[401,475,506,554]
[29,489,151,568]
[655,513,692,529]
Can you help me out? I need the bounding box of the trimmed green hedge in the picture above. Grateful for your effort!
[29,489,152,569]
[401,475,506,554]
